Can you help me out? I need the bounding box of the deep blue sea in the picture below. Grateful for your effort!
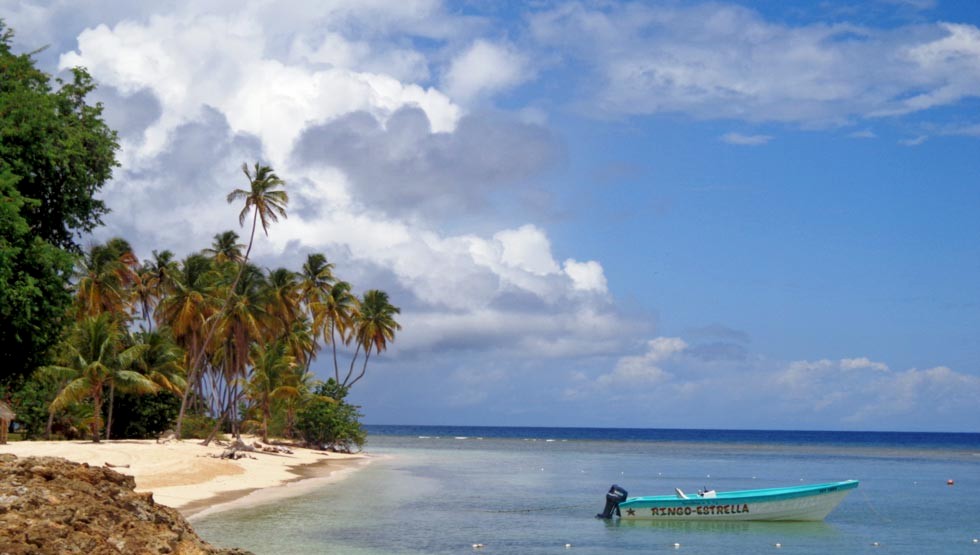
[193,426,980,554]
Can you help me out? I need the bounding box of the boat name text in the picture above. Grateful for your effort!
[648,504,751,517]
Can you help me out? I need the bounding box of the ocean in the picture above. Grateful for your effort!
[192,426,980,554]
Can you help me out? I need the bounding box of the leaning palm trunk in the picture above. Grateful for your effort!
[105,380,116,441]
[202,380,236,446]
[284,404,295,439]
[330,323,341,383]
[347,349,372,388]
[262,401,271,443]
[342,343,362,387]
[45,411,55,440]
[203,403,232,446]
[46,381,69,440]
[91,390,103,443]
[175,337,205,439]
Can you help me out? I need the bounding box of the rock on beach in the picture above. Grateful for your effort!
[0,453,250,554]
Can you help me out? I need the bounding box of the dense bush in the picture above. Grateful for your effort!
[179,414,221,440]
[296,380,365,452]
[8,377,54,440]
[107,391,180,439]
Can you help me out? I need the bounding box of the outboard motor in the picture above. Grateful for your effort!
[596,484,628,519]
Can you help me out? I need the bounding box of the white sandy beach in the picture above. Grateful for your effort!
[0,437,369,518]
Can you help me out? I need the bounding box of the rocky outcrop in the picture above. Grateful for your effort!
[0,454,251,554]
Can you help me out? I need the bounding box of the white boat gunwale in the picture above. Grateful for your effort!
[621,479,859,508]
[613,479,858,521]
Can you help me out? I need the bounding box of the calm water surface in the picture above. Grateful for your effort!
[193,427,980,554]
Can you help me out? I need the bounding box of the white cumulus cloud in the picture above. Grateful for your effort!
[44,1,618,368]
[443,39,531,102]
[59,11,461,166]
[563,259,608,293]
[721,132,773,146]
[596,337,687,387]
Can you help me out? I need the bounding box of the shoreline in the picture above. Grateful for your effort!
[0,437,370,518]
[184,454,373,520]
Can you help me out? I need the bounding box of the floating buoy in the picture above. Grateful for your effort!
[972,538,978,543]
[564,543,573,548]
[472,544,485,549]
[872,541,880,547]
[774,543,782,548]
[947,479,955,486]
[672,542,681,549]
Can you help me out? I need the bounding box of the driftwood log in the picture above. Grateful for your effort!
[216,439,256,460]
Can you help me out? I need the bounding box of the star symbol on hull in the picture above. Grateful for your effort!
[626,508,635,516]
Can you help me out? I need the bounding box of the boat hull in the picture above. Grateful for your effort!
[617,480,858,522]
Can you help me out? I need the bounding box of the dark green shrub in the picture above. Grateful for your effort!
[107,391,180,439]
[296,380,365,452]
[9,376,55,439]
[179,414,220,440]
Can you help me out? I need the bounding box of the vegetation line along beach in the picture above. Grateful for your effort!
[0,17,389,544]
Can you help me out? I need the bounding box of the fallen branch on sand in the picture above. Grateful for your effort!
[213,439,257,460]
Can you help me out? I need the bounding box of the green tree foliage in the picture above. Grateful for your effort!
[106,391,180,439]
[8,377,56,439]
[0,171,74,386]
[45,314,157,442]
[0,22,120,385]
[343,289,400,388]
[296,380,365,453]
[0,22,119,251]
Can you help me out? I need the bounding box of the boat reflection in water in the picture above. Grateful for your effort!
[609,517,839,539]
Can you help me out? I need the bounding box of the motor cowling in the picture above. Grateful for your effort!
[596,484,628,519]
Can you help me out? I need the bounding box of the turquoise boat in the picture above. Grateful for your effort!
[598,480,858,521]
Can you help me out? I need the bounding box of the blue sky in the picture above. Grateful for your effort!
[4,0,978,431]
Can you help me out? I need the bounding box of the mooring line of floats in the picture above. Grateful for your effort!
[477,503,593,513]
[858,488,891,523]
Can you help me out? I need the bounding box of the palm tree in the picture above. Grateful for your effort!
[75,238,139,319]
[315,281,357,383]
[298,253,334,369]
[134,328,186,395]
[204,263,272,444]
[282,316,315,376]
[44,315,157,442]
[227,163,288,264]
[266,267,301,335]
[137,250,178,330]
[300,254,335,299]
[343,290,400,388]
[278,318,316,438]
[176,162,288,439]
[245,340,297,443]
[159,254,220,439]
[204,231,245,265]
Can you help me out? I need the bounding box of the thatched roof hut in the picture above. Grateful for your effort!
[0,401,14,444]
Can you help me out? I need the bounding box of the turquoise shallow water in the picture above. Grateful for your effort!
[193,427,980,554]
